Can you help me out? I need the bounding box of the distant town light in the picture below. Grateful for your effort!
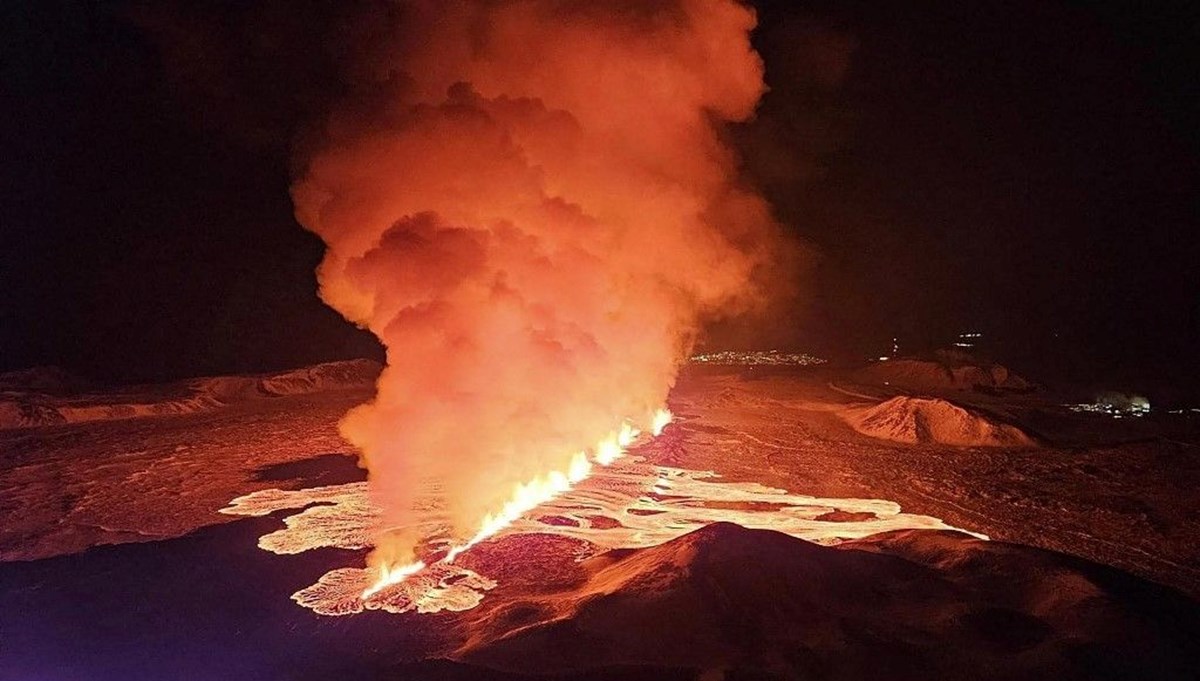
[954,331,983,349]
[1066,394,1151,419]
[690,350,827,367]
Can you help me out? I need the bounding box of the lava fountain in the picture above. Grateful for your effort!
[362,409,671,599]
[290,1,791,589]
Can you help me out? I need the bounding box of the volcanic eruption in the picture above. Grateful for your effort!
[288,0,792,589]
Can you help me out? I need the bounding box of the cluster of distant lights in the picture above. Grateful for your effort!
[690,345,1200,419]
[952,332,983,349]
[690,350,827,366]
[1070,402,1200,418]
[1066,400,1151,419]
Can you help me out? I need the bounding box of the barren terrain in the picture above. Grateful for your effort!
[1,362,1197,678]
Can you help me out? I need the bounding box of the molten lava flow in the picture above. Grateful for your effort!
[363,409,672,599]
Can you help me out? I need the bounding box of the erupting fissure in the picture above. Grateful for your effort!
[363,409,672,599]
[291,0,789,604]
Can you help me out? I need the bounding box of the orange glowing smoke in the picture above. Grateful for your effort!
[290,1,788,577]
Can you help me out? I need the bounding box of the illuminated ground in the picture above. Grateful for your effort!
[219,451,979,617]
[1,365,1198,678]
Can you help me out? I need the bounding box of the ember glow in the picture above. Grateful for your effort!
[290,0,789,579]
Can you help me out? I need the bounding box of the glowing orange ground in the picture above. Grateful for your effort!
[221,417,982,616]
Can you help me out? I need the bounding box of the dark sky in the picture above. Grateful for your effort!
[748,0,1199,391]
[2,0,1197,394]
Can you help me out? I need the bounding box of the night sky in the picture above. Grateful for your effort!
[3,0,1197,396]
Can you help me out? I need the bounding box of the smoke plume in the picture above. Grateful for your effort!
[290,0,791,566]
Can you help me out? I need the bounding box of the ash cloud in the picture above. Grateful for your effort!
[288,0,796,564]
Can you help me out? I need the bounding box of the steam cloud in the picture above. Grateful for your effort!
[290,0,790,566]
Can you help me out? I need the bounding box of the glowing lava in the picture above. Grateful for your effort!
[222,436,984,617]
[651,408,672,437]
[361,560,426,600]
[360,410,674,600]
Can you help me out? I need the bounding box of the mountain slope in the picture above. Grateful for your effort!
[460,523,1199,680]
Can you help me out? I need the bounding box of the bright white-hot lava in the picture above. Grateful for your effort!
[651,408,672,437]
[361,560,426,600]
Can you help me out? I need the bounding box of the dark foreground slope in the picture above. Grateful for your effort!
[1,466,1196,680]
[461,523,1200,680]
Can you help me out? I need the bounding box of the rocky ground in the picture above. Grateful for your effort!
[668,365,1200,599]
[0,360,1197,679]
